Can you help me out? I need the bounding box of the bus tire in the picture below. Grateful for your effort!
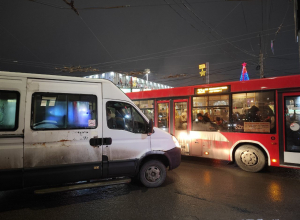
[139,160,166,188]
[234,145,266,172]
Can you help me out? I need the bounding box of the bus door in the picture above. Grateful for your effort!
[157,101,170,133]
[173,99,188,154]
[283,92,300,165]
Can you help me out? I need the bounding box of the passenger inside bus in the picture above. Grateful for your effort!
[180,109,188,130]
[216,117,225,130]
[260,104,275,132]
[202,113,211,123]
[193,113,216,131]
[204,112,211,121]
[246,105,261,122]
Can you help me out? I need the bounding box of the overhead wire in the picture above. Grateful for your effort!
[0,28,294,73]
[0,27,294,73]
[177,0,239,62]
[262,0,291,64]
[0,59,56,70]
[182,0,257,58]
[28,2,292,69]
[0,24,44,64]
[271,0,290,45]
[163,0,201,32]
[28,0,68,9]
[87,28,294,69]
[0,57,72,69]
[241,2,255,53]
[155,62,255,84]
[264,0,272,55]
[71,50,295,78]
[78,15,114,60]
[6,1,296,78]
[48,25,291,69]
[181,0,241,62]
[171,69,243,87]
[87,24,294,68]
[27,0,230,10]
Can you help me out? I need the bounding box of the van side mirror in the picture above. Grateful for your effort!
[147,119,154,135]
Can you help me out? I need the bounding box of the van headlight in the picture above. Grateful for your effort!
[172,136,181,148]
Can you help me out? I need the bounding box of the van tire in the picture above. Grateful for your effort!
[235,145,266,172]
[139,160,166,188]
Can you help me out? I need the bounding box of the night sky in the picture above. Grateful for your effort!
[0,0,298,87]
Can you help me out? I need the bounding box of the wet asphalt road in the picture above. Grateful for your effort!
[1,157,300,220]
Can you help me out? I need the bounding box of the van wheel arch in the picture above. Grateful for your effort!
[139,153,169,170]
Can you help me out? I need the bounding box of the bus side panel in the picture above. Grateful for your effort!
[0,77,26,190]
[224,132,278,164]
[189,131,232,160]
[188,132,277,164]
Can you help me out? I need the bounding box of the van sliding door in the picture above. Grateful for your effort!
[23,79,103,187]
[0,76,26,190]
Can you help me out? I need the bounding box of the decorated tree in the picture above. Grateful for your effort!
[240,62,250,81]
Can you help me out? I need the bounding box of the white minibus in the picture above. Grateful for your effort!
[0,71,181,191]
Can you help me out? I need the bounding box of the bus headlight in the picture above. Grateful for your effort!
[172,136,181,148]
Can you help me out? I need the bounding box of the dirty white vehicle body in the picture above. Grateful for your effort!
[0,71,181,191]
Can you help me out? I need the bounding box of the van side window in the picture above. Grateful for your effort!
[0,91,19,131]
[132,107,147,133]
[32,93,97,130]
[68,94,97,129]
[106,101,147,133]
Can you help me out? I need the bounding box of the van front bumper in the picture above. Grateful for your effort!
[164,147,181,170]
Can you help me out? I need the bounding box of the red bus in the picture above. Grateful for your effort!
[127,74,300,172]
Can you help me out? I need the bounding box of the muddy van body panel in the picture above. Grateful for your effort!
[0,71,181,190]
[23,79,103,187]
[0,75,26,190]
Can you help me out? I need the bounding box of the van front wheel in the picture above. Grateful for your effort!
[139,160,166,188]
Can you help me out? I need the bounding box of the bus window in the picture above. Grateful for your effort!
[133,99,154,123]
[232,91,275,133]
[157,102,169,132]
[174,102,188,130]
[192,95,229,131]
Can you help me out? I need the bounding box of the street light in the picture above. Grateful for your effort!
[145,69,150,83]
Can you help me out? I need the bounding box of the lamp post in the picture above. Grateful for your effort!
[145,69,150,89]
[145,69,150,82]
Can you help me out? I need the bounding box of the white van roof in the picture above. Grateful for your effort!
[0,71,131,101]
[0,71,111,83]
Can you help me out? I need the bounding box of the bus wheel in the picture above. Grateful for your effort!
[139,160,166,188]
[234,145,266,172]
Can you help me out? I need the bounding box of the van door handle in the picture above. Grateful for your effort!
[90,137,112,146]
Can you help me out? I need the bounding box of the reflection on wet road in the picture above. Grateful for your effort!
[1,157,300,220]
